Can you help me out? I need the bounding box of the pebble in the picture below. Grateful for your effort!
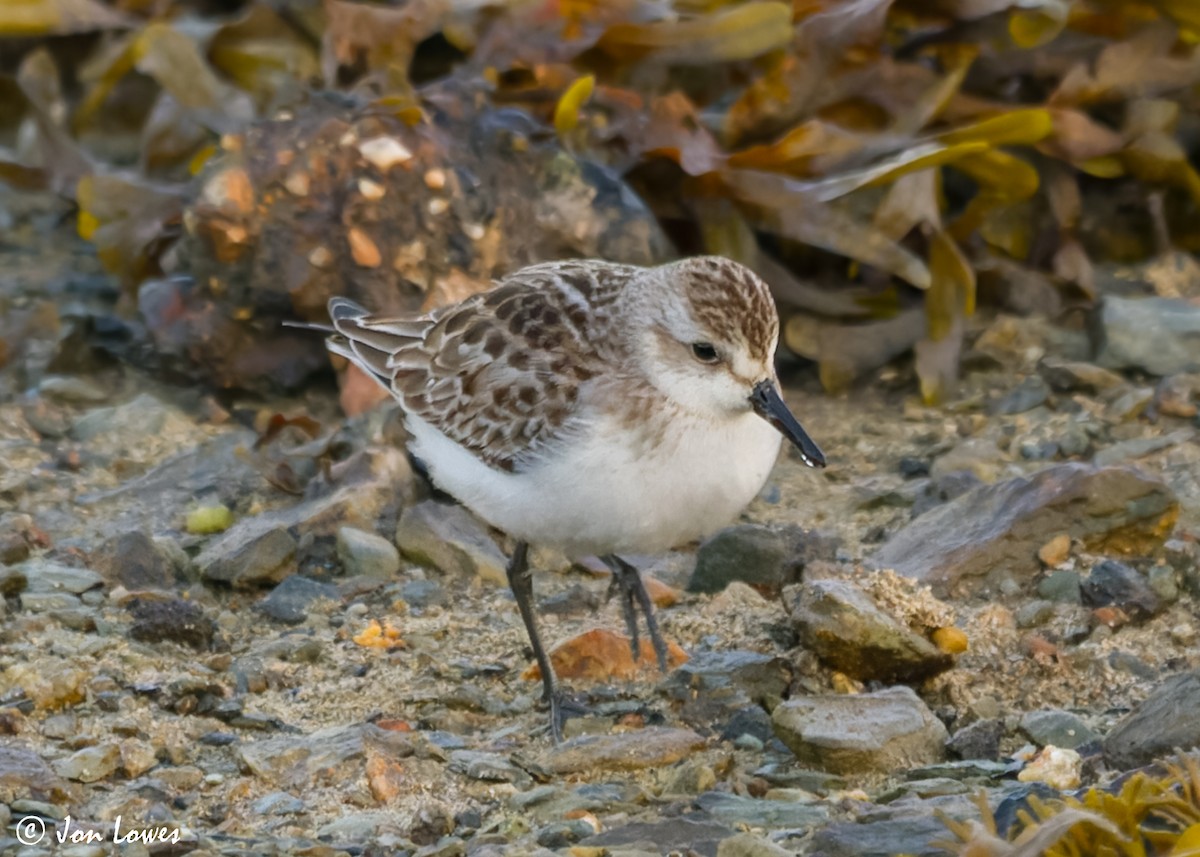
[395,500,507,585]
[252,792,306,815]
[1017,745,1081,790]
[579,818,734,856]
[399,578,446,608]
[1037,569,1081,603]
[197,521,297,588]
[185,504,234,534]
[447,750,530,785]
[1014,599,1055,628]
[127,597,216,650]
[91,531,181,589]
[70,393,169,442]
[0,746,68,802]
[946,719,1004,761]
[1092,295,1200,376]
[805,813,961,857]
[871,463,1178,598]
[1080,559,1163,621]
[53,743,121,783]
[988,376,1049,415]
[37,375,111,404]
[909,470,983,518]
[257,575,339,624]
[1104,669,1200,768]
[1038,357,1125,393]
[1037,534,1071,567]
[19,559,103,595]
[696,791,829,829]
[538,727,705,775]
[689,524,839,594]
[2,663,87,710]
[717,833,795,857]
[1019,709,1098,749]
[787,579,953,682]
[337,526,401,579]
[772,686,948,775]
[1147,564,1178,602]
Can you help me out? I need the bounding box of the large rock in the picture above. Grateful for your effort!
[1091,296,1200,376]
[787,580,953,683]
[771,686,948,775]
[1103,669,1200,768]
[870,464,1178,598]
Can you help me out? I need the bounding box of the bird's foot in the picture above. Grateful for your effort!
[604,556,669,672]
[545,687,590,743]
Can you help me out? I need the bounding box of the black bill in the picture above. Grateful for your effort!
[749,380,826,468]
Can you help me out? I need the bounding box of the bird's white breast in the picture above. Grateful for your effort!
[405,406,783,558]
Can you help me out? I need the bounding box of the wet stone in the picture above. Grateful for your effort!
[787,579,953,683]
[257,575,339,624]
[395,500,507,585]
[1020,709,1098,749]
[1081,560,1163,621]
[336,526,401,579]
[689,524,839,594]
[871,463,1178,598]
[1103,669,1200,768]
[772,686,948,775]
[127,598,215,650]
[717,832,796,857]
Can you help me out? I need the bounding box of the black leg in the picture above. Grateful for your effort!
[600,555,669,672]
[506,541,565,741]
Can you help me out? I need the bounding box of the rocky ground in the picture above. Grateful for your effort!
[1,186,1200,857]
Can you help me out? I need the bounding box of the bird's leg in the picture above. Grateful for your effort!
[600,555,669,672]
[605,558,641,657]
[507,541,565,742]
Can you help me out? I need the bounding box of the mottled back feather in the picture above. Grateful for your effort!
[324,256,778,473]
[327,260,635,471]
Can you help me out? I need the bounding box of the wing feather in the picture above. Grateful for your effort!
[324,262,637,471]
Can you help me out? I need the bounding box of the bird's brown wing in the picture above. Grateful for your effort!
[326,261,636,471]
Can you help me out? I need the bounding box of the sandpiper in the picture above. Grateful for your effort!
[317,256,826,739]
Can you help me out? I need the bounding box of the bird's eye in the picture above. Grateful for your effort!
[691,342,720,364]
